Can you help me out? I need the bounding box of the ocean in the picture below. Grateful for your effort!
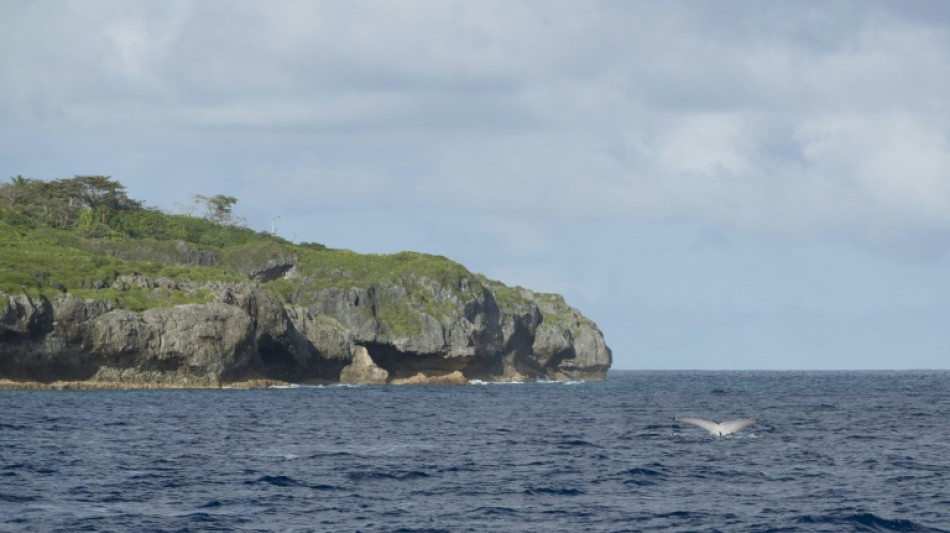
[2,370,949,532]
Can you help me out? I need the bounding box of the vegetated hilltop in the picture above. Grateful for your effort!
[0,176,611,388]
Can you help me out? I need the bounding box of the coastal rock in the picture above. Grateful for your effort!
[0,294,53,339]
[83,303,257,385]
[339,345,389,384]
[0,269,612,387]
[390,370,468,386]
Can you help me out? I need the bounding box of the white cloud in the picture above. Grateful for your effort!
[6,1,950,255]
[655,113,751,177]
[797,114,950,227]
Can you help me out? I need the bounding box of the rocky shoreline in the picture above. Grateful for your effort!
[0,378,291,390]
[1,272,612,388]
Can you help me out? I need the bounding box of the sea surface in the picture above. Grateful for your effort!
[2,370,949,532]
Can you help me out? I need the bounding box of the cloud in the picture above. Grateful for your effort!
[797,114,950,219]
[4,1,950,259]
[8,1,950,369]
[656,113,751,177]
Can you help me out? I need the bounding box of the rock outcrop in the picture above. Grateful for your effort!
[0,271,612,387]
[339,346,389,384]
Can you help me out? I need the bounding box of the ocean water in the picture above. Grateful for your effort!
[2,370,949,532]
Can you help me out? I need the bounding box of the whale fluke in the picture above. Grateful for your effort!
[673,417,758,437]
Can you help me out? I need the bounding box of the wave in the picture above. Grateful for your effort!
[244,475,302,487]
[0,493,36,503]
[625,467,667,478]
[346,470,431,482]
[470,505,521,516]
[390,528,451,533]
[243,475,345,491]
[197,500,223,508]
[469,379,587,386]
[522,487,585,496]
[796,512,948,532]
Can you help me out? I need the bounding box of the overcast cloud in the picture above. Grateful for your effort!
[3,1,950,369]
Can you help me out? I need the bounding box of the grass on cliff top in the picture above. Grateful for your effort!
[1,212,483,314]
[0,176,572,322]
[262,244,581,331]
[0,215,489,317]
[218,240,298,276]
[0,221,239,310]
[1,213,568,323]
[263,248,477,307]
[299,248,471,288]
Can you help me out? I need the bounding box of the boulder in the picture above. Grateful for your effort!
[339,345,389,384]
[390,370,468,386]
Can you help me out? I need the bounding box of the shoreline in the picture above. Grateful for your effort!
[0,378,295,391]
[0,375,600,390]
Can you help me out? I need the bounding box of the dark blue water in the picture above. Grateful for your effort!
[2,371,949,532]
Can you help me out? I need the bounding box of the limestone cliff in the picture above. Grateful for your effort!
[0,176,611,387]
[0,270,611,387]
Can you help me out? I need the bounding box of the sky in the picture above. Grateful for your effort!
[2,1,950,370]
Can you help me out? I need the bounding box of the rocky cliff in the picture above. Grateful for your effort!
[0,269,611,387]
[0,176,612,388]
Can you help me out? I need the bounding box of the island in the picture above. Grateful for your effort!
[0,176,611,389]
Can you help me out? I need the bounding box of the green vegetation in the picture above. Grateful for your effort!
[218,240,296,277]
[290,249,469,293]
[0,175,528,321]
[376,297,424,338]
[0,223,238,309]
[0,176,280,309]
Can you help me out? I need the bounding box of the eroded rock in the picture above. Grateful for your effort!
[390,370,468,386]
[339,345,389,384]
[0,270,612,388]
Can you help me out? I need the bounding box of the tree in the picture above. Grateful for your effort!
[0,175,143,231]
[66,175,140,211]
[0,176,32,205]
[193,194,244,226]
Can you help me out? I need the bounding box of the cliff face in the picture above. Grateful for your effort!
[0,272,611,387]
[0,176,611,388]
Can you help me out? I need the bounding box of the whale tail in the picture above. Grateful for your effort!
[673,417,758,437]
